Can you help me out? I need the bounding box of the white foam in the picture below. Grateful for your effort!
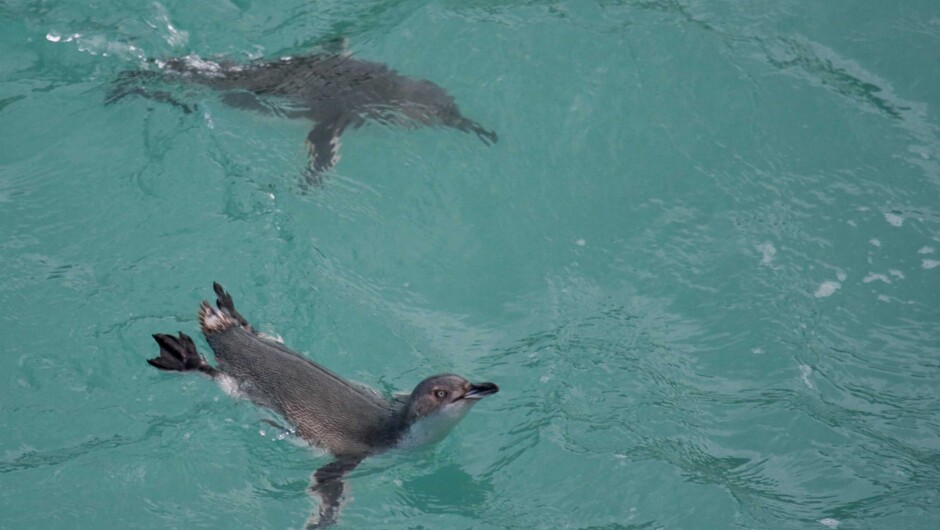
[216,374,242,398]
[923,259,940,270]
[45,32,80,43]
[863,273,891,284]
[183,55,223,76]
[758,242,776,265]
[814,281,839,298]
[918,246,934,254]
[153,2,188,48]
[46,32,145,60]
[819,518,840,528]
[800,365,815,390]
[258,332,284,344]
[868,238,880,247]
[884,212,903,227]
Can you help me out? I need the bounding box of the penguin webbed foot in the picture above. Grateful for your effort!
[306,457,362,528]
[105,70,196,114]
[454,117,498,146]
[211,282,253,332]
[147,332,217,376]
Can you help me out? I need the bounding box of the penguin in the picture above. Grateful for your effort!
[147,283,499,527]
[108,49,497,181]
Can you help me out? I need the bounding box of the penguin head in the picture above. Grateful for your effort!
[396,78,457,123]
[398,374,499,447]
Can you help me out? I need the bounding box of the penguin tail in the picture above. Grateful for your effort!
[147,332,218,376]
[198,282,253,335]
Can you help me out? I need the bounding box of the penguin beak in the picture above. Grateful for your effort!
[459,382,499,400]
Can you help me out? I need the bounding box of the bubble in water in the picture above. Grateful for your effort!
[814,281,839,298]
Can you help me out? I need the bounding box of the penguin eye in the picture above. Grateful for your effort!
[434,390,447,399]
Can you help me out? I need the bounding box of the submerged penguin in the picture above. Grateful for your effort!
[147,283,498,528]
[108,47,497,180]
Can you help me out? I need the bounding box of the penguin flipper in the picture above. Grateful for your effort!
[304,117,348,184]
[147,332,218,376]
[307,456,362,528]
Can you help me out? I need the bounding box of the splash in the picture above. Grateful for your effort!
[45,31,146,61]
[45,33,81,43]
[151,2,189,48]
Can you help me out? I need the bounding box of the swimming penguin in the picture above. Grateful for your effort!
[108,47,498,180]
[146,283,499,528]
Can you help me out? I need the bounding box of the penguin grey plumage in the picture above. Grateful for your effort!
[147,283,499,528]
[108,49,498,181]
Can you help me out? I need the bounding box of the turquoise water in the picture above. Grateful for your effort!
[2,0,940,528]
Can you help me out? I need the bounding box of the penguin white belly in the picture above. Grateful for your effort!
[397,401,474,448]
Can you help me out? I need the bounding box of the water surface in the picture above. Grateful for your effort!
[2,1,939,528]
